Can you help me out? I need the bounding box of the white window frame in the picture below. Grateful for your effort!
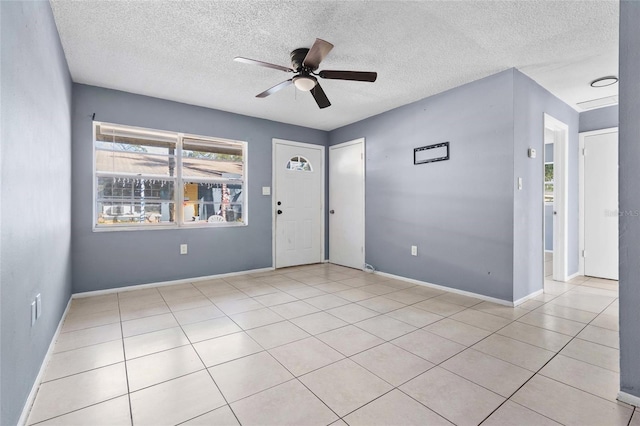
[92,121,248,232]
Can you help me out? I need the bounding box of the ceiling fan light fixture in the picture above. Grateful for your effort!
[236,38,376,109]
[293,75,317,91]
[590,76,618,88]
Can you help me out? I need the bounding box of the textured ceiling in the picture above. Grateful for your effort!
[50,1,619,131]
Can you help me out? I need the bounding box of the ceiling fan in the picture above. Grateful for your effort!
[234,38,377,109]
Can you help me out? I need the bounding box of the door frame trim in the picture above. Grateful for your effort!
[329,138,366,269]
[271,138,326,269]
[544,113,570,282]
[578,127,619,276]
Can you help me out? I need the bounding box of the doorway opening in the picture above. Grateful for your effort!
[543,113,569,282]
[544,136,554,279]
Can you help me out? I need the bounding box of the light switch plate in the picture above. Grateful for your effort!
[262,186,271,195]
[180,244,188,255]
[411,245,418,256]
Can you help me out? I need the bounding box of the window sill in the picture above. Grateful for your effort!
[92,222,247,232]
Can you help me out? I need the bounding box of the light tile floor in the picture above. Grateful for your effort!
[26,264,639,425]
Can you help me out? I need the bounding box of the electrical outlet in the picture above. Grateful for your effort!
[180,244,188,255]
[411,245,418,256]
[36,294,42,319]
[31,301,37,326]
[262,186,271,195]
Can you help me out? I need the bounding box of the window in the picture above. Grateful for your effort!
[94,122,246,230]
[286,155,312,172]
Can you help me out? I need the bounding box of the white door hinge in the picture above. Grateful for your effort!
[582,148,586,156]
[361,153,364,160]
[582,250,586,258]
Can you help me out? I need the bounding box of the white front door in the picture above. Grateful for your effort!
[274,140,324,268]
[584,130,619,280]
[329,139,365,269]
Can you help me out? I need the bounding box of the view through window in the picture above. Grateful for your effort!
[545,163,554,203]
[94,122,246,229]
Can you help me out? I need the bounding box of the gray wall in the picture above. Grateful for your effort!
[330,70,516,301]
[618,0,640,401]
[329,68,578,303]
[72,85,328,293]
[512,70,579,300]
[0,2,73,425]
[579,105,618,133]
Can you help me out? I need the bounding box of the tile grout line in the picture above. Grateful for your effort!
[116,292,136,426]
[31,267,624,426]
[24,266,350,423]
[296,286,483,423]
[25,296,127,425]
[362,277,619,425]
[199,269,423,423]
[258,349,344,422]
[137,275,623,423]
[27,396,128,426]
[477,294,622,425]
[219,268,363,421]
[37,296,135,424]
[158,283,245,426]
[551,336,620,373]
[44,275,510,395]
[255,288,502,424]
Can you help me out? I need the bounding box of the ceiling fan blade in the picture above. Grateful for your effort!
[318,70,377,82]
[303,38,334,70]
[234,57,293,73]
[310,83,331,109]
[256,79,293,98]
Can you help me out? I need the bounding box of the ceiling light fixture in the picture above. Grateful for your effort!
[293,75,317,91]
[590,76,618,88]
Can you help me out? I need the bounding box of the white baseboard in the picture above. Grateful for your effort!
[618,391,640,407]
[18,298,72,426]
[513,289,544,307]
[374,271,515,307]
[73,267,274,299]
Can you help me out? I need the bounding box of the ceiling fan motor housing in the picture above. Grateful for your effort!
[290,48,314,72]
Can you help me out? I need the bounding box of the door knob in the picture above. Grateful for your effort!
[329,210,335,214]
[277,210,283,215]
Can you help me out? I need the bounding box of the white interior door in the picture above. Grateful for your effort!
[584,130,618,280]
[274,140,323,268]
[329,139,365,269]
